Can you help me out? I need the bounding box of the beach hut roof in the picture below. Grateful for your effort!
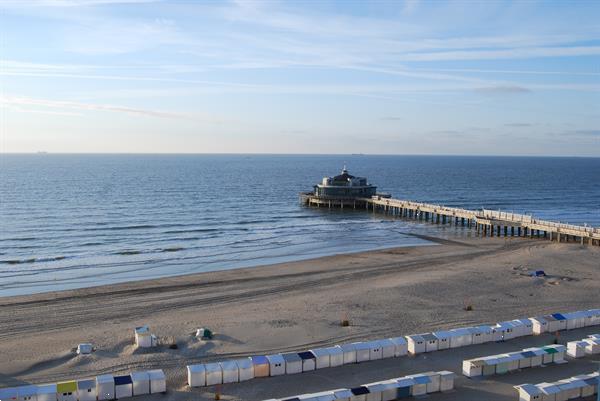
[147,369,165,380]
[433,330,452,338]
[451,327,472,336]
[235,358,253,369]
[57,381,77,393]
[187,364,205,373]
[551,313,566,320]
[251,355,269,365]
[516,384,542,396]
[412,375,432,385]
[521,351,537,358]
[325,346,343,355]
[366,381,398,391]
[113,375,132,386]
[96,374,113,384]
[352,342,371,350]
[584,377,600,386]
[531,316,548,323]
[438,370,456,378]
[537,383,561,394]
[77,379,95,389]
[350,387,369,395]
[340,343,357,352]
[376,338,395,347]
[205,362,222,373]
[37,384,56,395]
[220,360,238,370]
[266,354,285,363]
[388,336,407,345]
[421,333,438,342]
[395,378,415,388]
[18,385,37,397]
[332,389,353,398]
[466,327,482,335]
[298,351,316,360]
[310,348,330,357]
[406,334,425,341]
[282,353,302,362]
[135,325,150,334]
[130,371,149,381]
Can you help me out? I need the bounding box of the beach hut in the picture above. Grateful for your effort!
[134,325,153,348]
[519,351,535,369]
[332,389,353,401]
[220,360,239,384]
[513,319,534,336]
[298,351,317,372]
[544,314,567,332]
[349,386,370,401]
[542,345,566,363]
[536,383,560,401]
[394,378,414,399]
[567,341,587,358]
[187,364,206,387]
[556,379,582,400]
[130,372,149,396]
[35,385,56,401]
[516,384,543,401]
[77,343,93,355]
[353,342,371,362]
[365,380,398,401]
[407,375,430,396]
[365,341,383,360]
[493,322,516,341]
[582,338,600,354]
[376,339,396,359]
[585,309,600,326]
[564,311,586,330]
[235,358,254,382]
[433,330,451,350]
[531,317,548,335]
[439,371,455,392]
[147,369,166,394]
[525,348,545,367]
[423,372,441,393]
[326,346,344,367]
[340,343,357,364]
[56,381,77,401]
[266,354,285,376]
[505,352,523,371]
[462,359,483,377]
[17,386,37,401]
[481,356,499,376]
[0,388,18,401]
[205,363,223,386]
[388,337,407,357]
[251,355,270,377]
[96,375,114,401]
[76,380,96,401]
[310,348,330,369]
[449,328,472,347]
[573,375,598,398]
[421,333,439,352]
[113,376,133,399]
[282,353,302,374]
[406,334,426,354]
[471,325,493,344]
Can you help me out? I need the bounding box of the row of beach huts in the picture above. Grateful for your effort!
[516,372,599,401]
[261,371,456,401]
[0,370,165,401]
[186,308,600,387]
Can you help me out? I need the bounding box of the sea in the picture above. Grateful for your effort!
[1,154,599,297]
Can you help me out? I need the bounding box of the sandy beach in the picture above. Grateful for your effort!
[1,235,599,400]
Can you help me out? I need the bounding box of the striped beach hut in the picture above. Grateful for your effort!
[251,355,270,377]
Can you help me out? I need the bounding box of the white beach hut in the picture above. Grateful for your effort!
[365,341,383,360]
[564,311,586,330]
[394,378,414,399]
[282,353,302,374]
[388,337,408,357]
[251,355,270,377]
[332,389,353,401]
[423,371,441,393]
[567,341,587,358]
[516,384,543,401]
[76,380,96,401]
[582,338,600,354]
[340,343,357,364]
[130,372,150,395]
[376,339,396,359]
[77,343,93,355]
[204,363,223,386]
[35,385,56,401]
[348,386,370,401]
[221,360,239,384]
[187,364,206,387]
[524,348,545,367]
[493,322,517,341]
[433,330,451,350]
[513,319,534,336]
[266,354,285,376]
[353,342,371,362]
[134,325,153,348]
[114,375,133,399]
[365,380,398,401]
[531,317,548,335]
[505,352,523,371]
[573,375,597,398]
[421,333,439,352]
[406,334,426,354]
[326,346,344,367]
[544,314,567,332]
[17,385,37,401]
[585,309,600,326]
[463,359,483,377]
[235,358,254,382]
[297,351,317,372]
[148,370,166,393]
[556,380,582,400]
[310,348,331,369]
[96,375,115,401]
[449,328,473,347]
[439,371,455,392]
[547,345,566,362]
[481,356,499,376]
[0,388,18,401]
[406,375,430,396]
[471,325,494,344]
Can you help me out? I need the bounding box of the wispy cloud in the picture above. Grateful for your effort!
[504,123,533,127]
[475,85,532,95]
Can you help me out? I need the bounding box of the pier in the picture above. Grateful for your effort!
[300,194,600,246]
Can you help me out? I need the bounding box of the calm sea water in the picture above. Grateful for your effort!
[1,154,599,297]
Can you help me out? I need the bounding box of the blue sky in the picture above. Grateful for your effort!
[0,0,599,155]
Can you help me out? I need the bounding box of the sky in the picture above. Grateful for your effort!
[0,0,599,156]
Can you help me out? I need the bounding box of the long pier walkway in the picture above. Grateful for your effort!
[300,193,600,246]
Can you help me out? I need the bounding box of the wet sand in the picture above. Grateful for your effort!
[1,235,599,400]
